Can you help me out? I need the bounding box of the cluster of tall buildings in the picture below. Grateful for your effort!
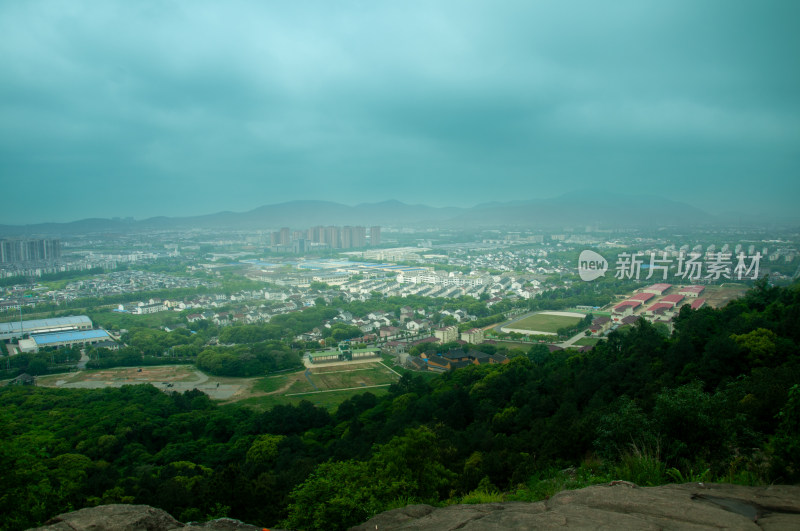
[0,239,61,264]
[270,226,380,251]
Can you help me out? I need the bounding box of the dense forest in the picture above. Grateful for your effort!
[1,279,798,530]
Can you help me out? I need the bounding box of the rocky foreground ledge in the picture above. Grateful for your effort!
[30,482,800,530]
[352,482,800,530]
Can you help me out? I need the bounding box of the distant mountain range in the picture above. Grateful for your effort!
[0,191,763,237]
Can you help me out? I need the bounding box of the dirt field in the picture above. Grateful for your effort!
[303,366,398,394]
[35,359,401,407]
[702,284,748,308]
[36,365,253,400]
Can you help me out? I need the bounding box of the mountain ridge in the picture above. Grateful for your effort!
[0,194,740,236]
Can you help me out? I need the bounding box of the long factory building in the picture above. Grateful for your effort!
[0,316,93,341]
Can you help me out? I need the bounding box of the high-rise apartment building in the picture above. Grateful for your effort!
[324,226,340,249]
[279,227,291,245]
[341,226,353,249]
[353,226,366,248]
[0,239,62,263]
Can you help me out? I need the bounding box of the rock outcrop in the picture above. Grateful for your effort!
[351,482,800,530]
[28,504,276,531]
[27,483,800,530]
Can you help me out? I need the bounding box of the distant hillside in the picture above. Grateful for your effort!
[445,190,713,228]
[0,193,714,236]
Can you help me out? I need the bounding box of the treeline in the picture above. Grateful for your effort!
[219,324,284,344]
[529,278,640,311]
[328,294,501,322]
[86,347,194,370]
[556,313,593,338]
[196,342,302,377]
[11,286,217,318]
[458,312,507,331]
[0,346,81,377]
[268,306,339,336]
[0,267,107,287]
[1,279,798,530]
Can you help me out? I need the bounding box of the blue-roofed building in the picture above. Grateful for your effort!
[19,329,113,353]
[0,316,93,341]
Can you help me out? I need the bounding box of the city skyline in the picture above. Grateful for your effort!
[1,1,798,224]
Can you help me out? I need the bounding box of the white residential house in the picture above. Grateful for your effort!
[406,319,427,332]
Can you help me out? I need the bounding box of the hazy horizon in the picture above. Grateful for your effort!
[2,1,798,224]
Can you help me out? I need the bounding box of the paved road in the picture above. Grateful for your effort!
[558,331,589,348]
[77,349,89,369]
[304,369,319,390]
[286,383,392,397]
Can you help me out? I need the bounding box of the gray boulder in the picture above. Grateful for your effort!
[350,482,800,530]
[31,504,184,531]
[26,483,800,530]
[28,504,273,531]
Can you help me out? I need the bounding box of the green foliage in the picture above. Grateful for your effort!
[460,487,504,504]
[457,312,506,332]
[769,383,800,481]
[282,460,388,530]
[283,426,456,530]
[1,281,799,530]
[246,434,285,467]
[527,278,640,311]
[196,342,301,377]
[507,462,611,502]
[594,396,657,459]
[269,306,339,336]
[556,313,593,339]
[219,324,283,344]
[0,267,106,287]
[324,323,363,342]
[613,444,668,486]
[731,328,778,366]
[666,466,711,483]
[651,381,727,465]
[0,346,82,378]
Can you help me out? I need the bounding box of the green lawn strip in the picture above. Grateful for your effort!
[253,375,291,393]
[489,340,536,351]
[237,386,390,411]
[574,337,600,347]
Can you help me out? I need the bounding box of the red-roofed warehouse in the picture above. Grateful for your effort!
[630,292,655,303]
[660,294,685,306]
[644,283,672,295]
[679,285,705,298]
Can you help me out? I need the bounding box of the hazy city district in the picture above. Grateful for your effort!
[2,216,799,531]
[3,223,797,381]
[3,0,800,528]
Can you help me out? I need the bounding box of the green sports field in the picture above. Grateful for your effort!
[510,313,583,333]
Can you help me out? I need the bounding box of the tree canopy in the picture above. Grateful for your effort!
[2,280,799,530]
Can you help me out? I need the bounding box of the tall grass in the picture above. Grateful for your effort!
[613,443,667,486]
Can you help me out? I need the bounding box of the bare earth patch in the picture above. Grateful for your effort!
[33,359,401,408]
[36,365,252,400]
[703,284,748,308]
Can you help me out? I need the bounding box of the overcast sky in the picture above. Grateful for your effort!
[1,0,798,224]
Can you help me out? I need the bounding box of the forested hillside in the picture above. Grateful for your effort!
[2,280,798,530]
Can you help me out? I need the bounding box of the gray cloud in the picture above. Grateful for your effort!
[1,0,798,223]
